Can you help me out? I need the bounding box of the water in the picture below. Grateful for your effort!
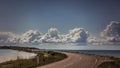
[0,43,120,61]
[33,43,120,58]
[71,50,120,58]
[0,49,36,63]
[20,43,120,50]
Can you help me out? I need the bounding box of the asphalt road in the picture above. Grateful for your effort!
[37,52,97,68]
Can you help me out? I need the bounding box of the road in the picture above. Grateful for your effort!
[37,52,98,68]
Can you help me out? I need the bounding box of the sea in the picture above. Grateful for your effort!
[0,49,36,63]
[21,43,120,58]
[0,43,120,63]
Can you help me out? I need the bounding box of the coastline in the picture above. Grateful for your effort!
[0,46,119,68]
[0,49,37,63]
[0,46,67,68]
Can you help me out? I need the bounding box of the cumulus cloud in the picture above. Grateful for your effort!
[20,27,89,44]
[101,21,120,42]
[0,27,89,45]
[87,37,98,43]
[87,36,108,44]
[18,21,120,44]
[39,28,62,43]
[0,32,19,45]
[66,28,89,43]
[48,28,59,38]
[20,30,41,44]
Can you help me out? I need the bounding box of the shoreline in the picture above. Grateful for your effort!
[0,46,67,68]
[0,49,37,63]
[0,46,119,68]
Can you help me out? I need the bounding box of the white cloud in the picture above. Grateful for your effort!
[20,30,41,44]
[17,21,120,44]
[87,36,98,43]
[48,28,59,38]
[88,21,120,44]
[0,32,19,45]
[0,27,89,45]
[66,28,89,43]
[40,28,59,43]
[101,21,120,42]
[20,27,89,44]
[39,28,62,43]
[1,21,120,45]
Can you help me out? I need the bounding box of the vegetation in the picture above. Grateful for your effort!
[98,58,120,68]
[0,46,67,68]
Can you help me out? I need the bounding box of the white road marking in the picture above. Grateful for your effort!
[63,57,82,68]
[64,62,74,68]
[91,58,98,68]
[79,57,82,60]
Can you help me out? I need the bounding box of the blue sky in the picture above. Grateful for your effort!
[0,0,120,35]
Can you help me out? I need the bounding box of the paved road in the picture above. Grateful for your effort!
[37,52,97,68]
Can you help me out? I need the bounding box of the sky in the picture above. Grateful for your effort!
[0,0,120,35]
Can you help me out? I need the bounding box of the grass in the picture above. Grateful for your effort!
[98,58,120,68]
[0,46,67,68]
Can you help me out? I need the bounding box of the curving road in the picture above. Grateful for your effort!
[37,52,98,68]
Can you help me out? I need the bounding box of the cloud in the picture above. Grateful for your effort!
[87,36,108,44]
[65,28,89,43]
[0,32,19,45]
[2,21,120,45]
[20,27,89,44]
[0,27,89,45]
[1,21,120,45]
[20,30,41,44]
[39,28,63,43]
[14,21,120,44]
[48,28,59,38]
[101,21,120,42]
[87,36,98,43]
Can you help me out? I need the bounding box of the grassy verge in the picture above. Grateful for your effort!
[98,57,120,68]
[0,46,67,68]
